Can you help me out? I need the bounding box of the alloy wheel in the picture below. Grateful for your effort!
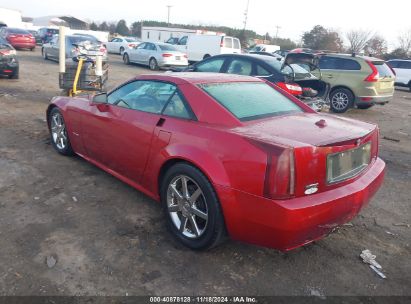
[149,59,157,70]
[331,92,349,111]
[50,112,67,150]
[166,175,208,239]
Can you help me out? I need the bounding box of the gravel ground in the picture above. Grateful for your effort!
[0,48,410,296]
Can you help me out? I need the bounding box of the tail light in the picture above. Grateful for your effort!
[128,44,135,48]
[276,82,303,96]
[162,53,173,57]
[364,61,379,82]
[183,54,188,58]
[0,50,16,56]
[264,147,295,199]
[100,47,107,53]
[252,141,295,199]
[7,35,17,39]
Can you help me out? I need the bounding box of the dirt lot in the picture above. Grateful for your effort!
[0,49,410,297]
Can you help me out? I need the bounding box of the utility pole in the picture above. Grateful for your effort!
[275,25,281,39]
[242,0,250,31]
[167,5,172,26]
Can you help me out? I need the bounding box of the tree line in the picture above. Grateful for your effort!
[89,20,411,59]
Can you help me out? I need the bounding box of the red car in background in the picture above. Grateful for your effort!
[0,27,36,50]
[46,73,385,251]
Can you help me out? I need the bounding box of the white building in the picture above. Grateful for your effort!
[142,26,223,43]
[0,7,23,28]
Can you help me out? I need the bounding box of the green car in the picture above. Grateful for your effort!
[317,54,395,113]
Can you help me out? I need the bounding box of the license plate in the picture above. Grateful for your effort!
[380,82,392,89]
[175,56,181,60]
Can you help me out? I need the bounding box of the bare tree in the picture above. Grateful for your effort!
[346,29,373,53]
[364,35,387,58]
[398,29,411,56]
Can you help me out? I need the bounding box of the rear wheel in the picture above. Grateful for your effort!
[329,88,354,113]
[48,107,74,156]
[123,53,130,65]
[119,46,125,55]
[30,47,35,51]
[42,48,48,60]
[161,163,226,250]
[149,58,159,70]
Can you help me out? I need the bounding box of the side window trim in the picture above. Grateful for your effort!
[160,89,197,121]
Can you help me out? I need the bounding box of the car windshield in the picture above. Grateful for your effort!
[263,58,315,79]
[199,82,303,121]
[159,44,178,51]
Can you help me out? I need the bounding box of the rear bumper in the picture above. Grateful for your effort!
[0,59,19,76]
[11,42,36,49]
[356,95,393,105]
[215,157,385,251]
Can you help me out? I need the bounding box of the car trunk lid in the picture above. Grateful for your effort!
[230,113,379,197]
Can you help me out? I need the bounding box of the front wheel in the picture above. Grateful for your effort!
[161,163,226,250]
[329,88,354,113]
[48,107,74,156]
[149,58,159,71]
[123,53,130,65]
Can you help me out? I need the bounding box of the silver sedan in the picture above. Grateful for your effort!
[122,42,188,70]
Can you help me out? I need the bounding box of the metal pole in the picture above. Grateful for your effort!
[59,26,66,73]
[167,5,172,26]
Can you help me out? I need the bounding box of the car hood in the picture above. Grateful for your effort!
[230,113,376,147]
[282,52,320,71]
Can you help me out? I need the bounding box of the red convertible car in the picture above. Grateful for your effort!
[47,73,385,251]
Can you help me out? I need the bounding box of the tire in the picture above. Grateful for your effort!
[149,58,159,71]
[48,107,74,156]
[30,47,35,51]
[357,104,374,110]
[42,48,48,60]
[408,82,411,92]
[119,46,124,55]
[123,53,130,65]
[329,88,354,113]
[160,163,226,250]
[203,54,211,60]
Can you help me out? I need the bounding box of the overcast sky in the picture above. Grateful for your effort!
[2,0,410,48]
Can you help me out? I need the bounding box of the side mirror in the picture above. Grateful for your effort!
[93,92,108,103]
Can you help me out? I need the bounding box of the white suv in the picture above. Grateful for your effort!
[387,59,411,91]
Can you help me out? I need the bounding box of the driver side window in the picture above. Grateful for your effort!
[107,81,177,114]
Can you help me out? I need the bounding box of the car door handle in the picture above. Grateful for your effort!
[156,117,166,127]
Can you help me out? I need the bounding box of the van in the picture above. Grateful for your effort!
[172,35,241,62]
